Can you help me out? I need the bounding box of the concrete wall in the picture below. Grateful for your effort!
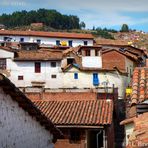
[0,88,54,148]
[63,67,128,99]
[0,35,93,47]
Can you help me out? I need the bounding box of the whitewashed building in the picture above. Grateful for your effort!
[0,73,61,148]
[0,30,94,47]
[0,47,64,88]
[62,46,141,99]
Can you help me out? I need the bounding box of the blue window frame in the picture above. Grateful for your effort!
[20,38,24,42]
[56,40,60,46]
[68,40,73,47]
[93,73,99,86]
[74,73,78,79]
[37,39,41,44]
[84,41,88,45]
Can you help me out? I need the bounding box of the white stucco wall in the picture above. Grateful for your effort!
[125,123,134,146]
[0,49,14,58]
[0,88,54,148]
[0,35,93,47]
[7,60,63,88]
[82,56,102,68]
[63,67,128,99]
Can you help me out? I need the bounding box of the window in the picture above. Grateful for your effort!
[74,73,78,79]
[18,75,24,80]
[51,62,56,67]
[127,67,129,76]
[37,39,41,44]
[51,74,57,78]
[0,59,6,70]
[85,50,90,56]
[56,40,60,46]
[4,37,9,41]
[35,62,41,73]
[84,41,88,45]
[69,130,80,143]
[93,73,99,86]
[67,58,74,65]
[95,50,98,56]
[20,38,24,42]
[68,40,73,47]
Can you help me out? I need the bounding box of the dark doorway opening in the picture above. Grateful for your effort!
[87,130,104,148]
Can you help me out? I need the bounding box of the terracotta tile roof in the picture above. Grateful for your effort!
[131,67,148,105]
[95,38,128,46]
[127,112,148,148]
[0,73,62,139]
[33,99,113,126]
[102,49,138,61]
[26,92,97,101]
[14,49,63,61]
[0,30,94,39]
[0,46,15,52]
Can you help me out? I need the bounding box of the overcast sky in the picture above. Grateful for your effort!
[0,0,148,32]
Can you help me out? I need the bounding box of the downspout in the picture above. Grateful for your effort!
[96,130,102,148]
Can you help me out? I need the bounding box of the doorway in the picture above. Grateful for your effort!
[87,130,104,148]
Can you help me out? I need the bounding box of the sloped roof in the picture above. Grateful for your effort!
[0,46,15,52]
[33,99,113,126]
[0,74,62,139]
[131,67,148,105]
[14,49,63,61]
[95,38,128,46]
[0,30,94,39]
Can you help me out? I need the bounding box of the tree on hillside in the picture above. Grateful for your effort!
[0,9,82,30]
[120,24,129,32]
[79,21,86,29]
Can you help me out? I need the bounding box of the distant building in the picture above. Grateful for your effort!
[31,22,44,28]
[0,73,62,148]
[0,30,94,47]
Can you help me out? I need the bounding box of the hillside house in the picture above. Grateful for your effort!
[0,73,62,148]
[0,30,94,47]
[0,46,64,88]
[26,92,114,148]
[95,39,147,67]
[120,60,148,147]
[62,46,142,99]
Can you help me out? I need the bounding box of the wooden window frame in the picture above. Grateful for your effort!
[35,62,41,73]
[18,75,24,80]
[51,74,57,79]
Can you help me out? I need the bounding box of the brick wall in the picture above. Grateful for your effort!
[102,51,126,71]
[55,139,86,148]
